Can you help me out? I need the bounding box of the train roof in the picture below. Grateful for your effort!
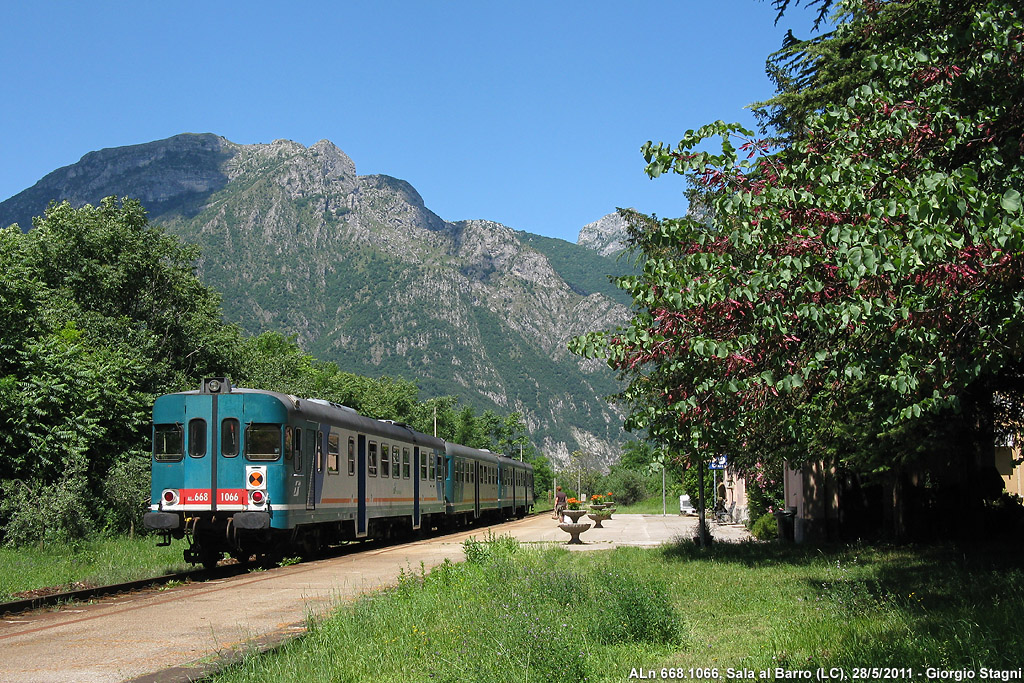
[166,383,445,450]
[166,380,534,466]
[445,442,533,470]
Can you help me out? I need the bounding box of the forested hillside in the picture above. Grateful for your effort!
[0,134,632,466]
[0,198,553,545]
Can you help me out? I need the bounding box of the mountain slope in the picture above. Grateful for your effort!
[0,134,630,466]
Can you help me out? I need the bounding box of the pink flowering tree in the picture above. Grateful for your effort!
[571,0,1024,529]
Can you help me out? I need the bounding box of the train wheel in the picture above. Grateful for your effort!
[231,550,253,565]
[200,549,222,570]
[299,529,322,559]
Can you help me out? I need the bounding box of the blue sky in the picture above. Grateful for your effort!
[1,1,826,243]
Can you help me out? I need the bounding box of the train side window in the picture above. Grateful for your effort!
[188,419,207,458]
[328,433,340,473]
[245,423,281,461]
[284,426,293,461]
[402,448,410,479]
[370,441,378,476]
[154,423,183,462]
[347,437,355,476]
[392,446,400,478]
[293,428,302,473]
[381,444,390,478]
[420,456,427,480]
[444,457,449,481]
[221,419,239,457]
[429,455,435,481]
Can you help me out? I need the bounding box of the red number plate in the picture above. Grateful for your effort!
[217,489,249,505]
[181,489,212,505]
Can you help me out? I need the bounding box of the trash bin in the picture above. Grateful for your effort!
[774,507,796,541]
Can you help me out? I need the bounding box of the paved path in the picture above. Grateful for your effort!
[0,514,748,682]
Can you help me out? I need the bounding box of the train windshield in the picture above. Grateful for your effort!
[245,423,282,461]
[153,423,183,461]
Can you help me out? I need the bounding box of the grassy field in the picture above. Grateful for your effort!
[210,535,1023,683]
[0,535,188,601]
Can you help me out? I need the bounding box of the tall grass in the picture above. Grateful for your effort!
[0,536,188,600]
[213,538,1024,683]
[217,533,683,682]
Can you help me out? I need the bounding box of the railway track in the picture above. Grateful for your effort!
[0,514,550,683]
[0,513,544,618]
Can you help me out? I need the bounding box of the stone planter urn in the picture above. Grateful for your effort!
[562,509,588,524]
[587,511,612,528]
[558,521,592,544]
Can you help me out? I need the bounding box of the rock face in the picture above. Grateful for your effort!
[0,134,630,468]
[577,212,629,257]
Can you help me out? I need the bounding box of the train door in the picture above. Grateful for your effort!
[214,392,245,506]
[437,452,444,501]
[511,466,517,512]
[183,394,215,509]
[357,434,367,537]
[413,447,420,529]
[474,461,481,519]
[305,423,319,511]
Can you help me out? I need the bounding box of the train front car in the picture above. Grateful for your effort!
[144,378,452,567]
[143,378,288,567]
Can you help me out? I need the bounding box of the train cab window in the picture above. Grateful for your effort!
[368,441,378,477]
[402,448,410,479]
[188,419,207,458]
[381,444,390,478]
[221,419,239,457]
[293,428,302,473]
[154,423,183,462]
[392,447,400,478]
[245,423,281,461]
[347,437,355,476]
[328,433,340,474]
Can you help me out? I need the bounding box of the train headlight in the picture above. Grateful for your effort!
[250,490,266,505]
[161,489,180,507]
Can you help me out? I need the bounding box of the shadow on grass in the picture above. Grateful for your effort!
[661,537,1024,668]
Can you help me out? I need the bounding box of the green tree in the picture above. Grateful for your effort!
[571,0,1024,533]
[0,198,238,544]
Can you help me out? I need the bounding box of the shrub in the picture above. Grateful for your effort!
[604,468,647,506]
[751,512,778,541]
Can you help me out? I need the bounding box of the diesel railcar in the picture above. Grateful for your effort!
[143,378,534,567]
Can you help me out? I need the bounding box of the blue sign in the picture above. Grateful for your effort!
[709,455,727,470]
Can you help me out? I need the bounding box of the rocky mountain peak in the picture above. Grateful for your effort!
[577,212,629,257]
[0,134,631,469]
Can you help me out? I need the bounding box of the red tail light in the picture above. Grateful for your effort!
[162,489,179,506]
[251,490,265,504]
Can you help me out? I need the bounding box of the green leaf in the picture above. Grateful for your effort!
[1001,189,1021,213]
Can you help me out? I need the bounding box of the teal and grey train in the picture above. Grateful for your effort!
[143,378,535,567]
